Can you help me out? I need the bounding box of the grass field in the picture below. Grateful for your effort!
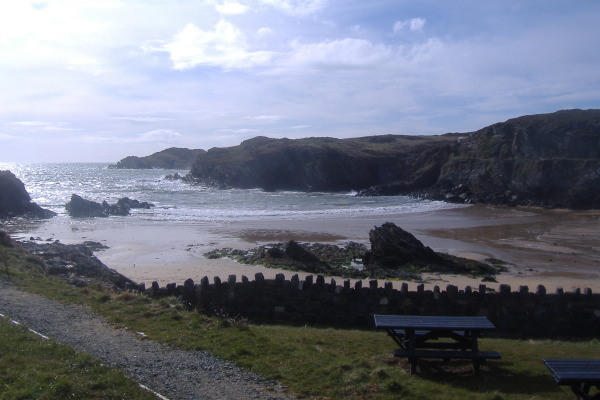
[2,239,598,399]
[0,318,158,400]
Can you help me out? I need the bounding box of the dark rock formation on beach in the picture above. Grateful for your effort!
[111,147,205,169]
[364,223,499,277]
[66,194,154,218]
[205,223,501,280]
[205,241,370,278]
[188,109,600,209]
[17,238,139,290]
[0,171,56,219]
[364,222,445,269]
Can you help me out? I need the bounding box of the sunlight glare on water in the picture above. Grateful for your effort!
[0,162,463,224]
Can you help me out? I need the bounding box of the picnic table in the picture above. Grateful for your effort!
[374,314,501,373]
[543,359,600,400]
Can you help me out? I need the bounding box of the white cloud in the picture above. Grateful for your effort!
[112,116,172,123]
[259,0,326,16]
[257,27,274,37]
[253,115,286,122]
[393,18,426,34]
[218,128,259,133]
[154,21,274,70]
[1,1,600,163]
[80,129,183,145]
[0,133,20,140]
[139,129,182,142]
[8,121,49,127]
[0,2,106,43]
[67,57,107,76]
[287,38,392,69]
[8,121,79,131]
[215,1,248,15]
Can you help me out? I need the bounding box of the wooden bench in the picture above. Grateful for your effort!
[543,359,600,400]
[374,315,500,374]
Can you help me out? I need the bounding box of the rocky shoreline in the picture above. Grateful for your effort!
[205,223,503,282]
[14,236,141,291]
[8,220,504,297]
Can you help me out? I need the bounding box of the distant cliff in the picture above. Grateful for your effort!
[189,109,600,209]
[111,147,205,169]
[190,134,460,191]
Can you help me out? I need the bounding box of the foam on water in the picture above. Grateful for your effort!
[1,162,465,225]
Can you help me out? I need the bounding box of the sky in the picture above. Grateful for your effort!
[1,0,599,163]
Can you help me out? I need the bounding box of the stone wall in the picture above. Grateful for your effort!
[142,273,600,338]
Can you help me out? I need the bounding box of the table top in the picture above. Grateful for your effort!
[543,359,600,384]
[373,315,497,331]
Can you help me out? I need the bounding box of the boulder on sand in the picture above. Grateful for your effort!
[363,222,500,277]
[364,222,446,270]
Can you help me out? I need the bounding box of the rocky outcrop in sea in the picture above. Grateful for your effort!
[65,194,154,218]
[0,171,56,219]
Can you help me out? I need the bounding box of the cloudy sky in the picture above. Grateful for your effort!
[1,0,599,162]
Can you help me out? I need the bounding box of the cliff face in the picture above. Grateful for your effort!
[432,109,600,208]
[189,109,600,209]
[112,147,206,169]
[190,134,459,191]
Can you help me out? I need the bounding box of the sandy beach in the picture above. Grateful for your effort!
[7,204,600,293]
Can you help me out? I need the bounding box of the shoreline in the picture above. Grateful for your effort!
[5,204,600,293]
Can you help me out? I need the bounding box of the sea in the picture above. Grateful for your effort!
[4,163,596,289]
[1,162,459,229]
[0,162,473,283]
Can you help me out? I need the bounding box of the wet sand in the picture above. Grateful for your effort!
[6,205,600,292]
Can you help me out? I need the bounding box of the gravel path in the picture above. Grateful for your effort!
[0,281,296,400]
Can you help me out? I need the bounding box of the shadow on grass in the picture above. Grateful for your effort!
[396,359,564,397]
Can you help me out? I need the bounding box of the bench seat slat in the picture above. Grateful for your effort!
[392,329,466,336]
[394,349,501,360]
[374,314,496,330]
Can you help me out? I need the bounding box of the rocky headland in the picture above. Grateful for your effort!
[185,109,600,209]
[189,134,459,192]
[110,147,205,169]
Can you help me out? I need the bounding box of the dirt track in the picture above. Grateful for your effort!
[0,280,295,400]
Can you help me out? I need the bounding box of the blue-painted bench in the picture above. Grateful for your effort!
[374,314,501,374]
[544,359,600,400]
